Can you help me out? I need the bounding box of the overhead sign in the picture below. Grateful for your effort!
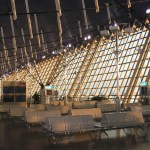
[45,85,55,90]
[140,81,148,86]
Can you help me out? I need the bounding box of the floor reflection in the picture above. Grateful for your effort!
[0,119,150,150]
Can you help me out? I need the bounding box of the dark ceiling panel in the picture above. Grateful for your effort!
[0,0,149,77]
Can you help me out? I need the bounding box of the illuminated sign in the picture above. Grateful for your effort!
[140,81,148,86]
[45,85,55,90]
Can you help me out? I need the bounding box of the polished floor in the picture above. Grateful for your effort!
[0,118,150,150]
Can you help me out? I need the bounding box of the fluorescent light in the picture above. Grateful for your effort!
[68,44,72,47]
[84,35,91,41]
[63,49,67,53]
[27,62,31,66]
[66,44,72,47]
[146,9,150,14]
[52,51,58,55]
[84,37,87,40]
[42,55,46,59]
[87,35,91,39]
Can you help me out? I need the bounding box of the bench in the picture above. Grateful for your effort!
[24,110,61,131]
[100,111,145,137]
[9,107,27,117]
[129,105,150,115]
[0,105,10,119]
[141,105,150,116]
[96,103,117,113]
[130,105,150,124]
[0,105,27,119]
[69,108,102,120]
[125,103,141,108]
[29,104,46,111]
[46,105,72,115]
[45,115,99,144]
[2,102,27,107]
[9,107,27,123]
[45,100,64,106]
[73,101,96,109]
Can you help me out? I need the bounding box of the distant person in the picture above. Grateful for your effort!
[33,92,40,104]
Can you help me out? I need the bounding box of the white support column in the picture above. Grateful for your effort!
[78,20,82,38]
[29,39,33,58]
[21,28,27,56]
[64,49,68,105]
[34,14,41,47]
[94,0,100,13]
[10,15,17,55]
[82,0,88,29]
[106,3,111,24]
[55,0,62,16]
[20,48,25,63]
[0,78,2,103]
[55,0,62,47]
[25,0,33,39]
[11,0,17,20]
[0,51,4,74]
[0,27,8,60]
[115,31,120,112]
[40,30,46,52]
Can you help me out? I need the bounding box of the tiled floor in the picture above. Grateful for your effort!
[0,118,150,150]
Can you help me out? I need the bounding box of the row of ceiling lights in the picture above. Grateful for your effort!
[53,8,150,56]
[1,8,150,79]
[2,14,148,75]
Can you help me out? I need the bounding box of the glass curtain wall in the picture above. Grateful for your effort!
[53,28,150,102]
[3,28,150,102]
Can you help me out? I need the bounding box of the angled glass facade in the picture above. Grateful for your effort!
[2,28,150,103]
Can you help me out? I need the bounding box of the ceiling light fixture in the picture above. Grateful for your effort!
[100,30,110,36]
[42,55,46,59]
[52,51,58,55]
[146,8,150,14]
[11,0,17,20]
[84,37,87,40]
[109,24,120,32]
[67,43,72,47]
[87,35,91,39]
[95,0,100,13]
[84,35,91,41]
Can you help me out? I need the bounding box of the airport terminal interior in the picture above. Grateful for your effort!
[0,0,150,149]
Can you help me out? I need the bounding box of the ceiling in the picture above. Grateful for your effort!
[0,0,150,77]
